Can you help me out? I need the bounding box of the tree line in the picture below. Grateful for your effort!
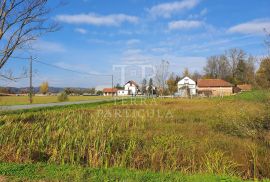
[203,48,270,89]
[145,48,270,96]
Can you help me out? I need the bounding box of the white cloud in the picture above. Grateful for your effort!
[55,62,102,75]
[123,49,143,55]
[149,0,200,18]
[228,19,270,35]
[119,48,206,73]
[88,39,122,45]
[32,40,66,53]
[168,20,203,30]
[75,28,88,34]
[126,39,141,45]
[188,8,207,19]
[151,47,169,53]
[120,49,154,64]
[56,13,139,26]
[200,8,208,16]
[168,56,207,72]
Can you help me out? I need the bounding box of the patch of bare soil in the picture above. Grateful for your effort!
[0,176,6,182]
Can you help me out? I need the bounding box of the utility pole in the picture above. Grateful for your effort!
[111,74,114,97]
[29,56,33,104]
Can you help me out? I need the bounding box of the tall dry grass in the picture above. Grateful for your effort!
[0,97,269,179]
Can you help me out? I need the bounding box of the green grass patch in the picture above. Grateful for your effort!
[0,96,112,106]
[0,162,248,182]
[0,98,129,116]
[223,90,270,102]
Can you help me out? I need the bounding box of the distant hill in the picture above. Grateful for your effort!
[0,87,93,94]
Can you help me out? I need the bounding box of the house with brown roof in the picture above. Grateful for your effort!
[234,84,252,93]
[103,88,118,96]
[197,79,233,97]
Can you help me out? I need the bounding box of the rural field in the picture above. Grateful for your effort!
[0,90,270,181]
[0,95,111,106]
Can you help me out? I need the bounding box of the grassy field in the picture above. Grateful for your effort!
[0,162,249,181]
[0,90,269,181]
[0,95,112,106]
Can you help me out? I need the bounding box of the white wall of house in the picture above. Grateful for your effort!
[177,77,196,96]
[124,82,138,95]
[117,90,129,96]
[103,92,117,96]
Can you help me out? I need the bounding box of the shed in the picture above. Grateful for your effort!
[103,88,118,96]
[197,79,233,96]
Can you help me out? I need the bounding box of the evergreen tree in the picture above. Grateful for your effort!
[235,59,247,84]
[141,79,147,95]
[148,78,153,96]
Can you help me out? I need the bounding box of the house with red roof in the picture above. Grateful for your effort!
[197,79,233,97]
[103,88,118,96]
[234,84,252,93]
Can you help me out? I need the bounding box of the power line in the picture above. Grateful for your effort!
[0,53,112,77]
[0,54,30,60]
[33,59,112,77]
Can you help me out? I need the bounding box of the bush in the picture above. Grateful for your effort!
[57,92,68,102]
[96,90,103,95]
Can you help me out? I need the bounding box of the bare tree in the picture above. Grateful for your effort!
[154,60,169,96]
[204,56,219,78]
[0,0,59,70]
[141,78,147,95]
[204,55,230,79]
[217,54,231,79]
[182,67,191,77]
[226,48,246,80]
[246,55,256,84]
[166,73,177,95]
[191,71,202,81]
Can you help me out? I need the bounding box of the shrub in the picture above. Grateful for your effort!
[57,92,68,102]
[96,90,103,95]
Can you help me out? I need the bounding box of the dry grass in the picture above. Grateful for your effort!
[0,96,269,180]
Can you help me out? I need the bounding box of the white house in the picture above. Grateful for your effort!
[117,90,129,96]
[117,80,139,96]
[177,76,196,97]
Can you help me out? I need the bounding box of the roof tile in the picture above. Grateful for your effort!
[197,79,233,87]
[103,88,118,93]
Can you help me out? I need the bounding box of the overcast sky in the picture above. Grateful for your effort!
[1,0,270,88]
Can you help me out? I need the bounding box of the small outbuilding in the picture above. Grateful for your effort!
[177,76,196,97]
[103,88,118,96]
[197,79,233,97]
[234,84,252,93]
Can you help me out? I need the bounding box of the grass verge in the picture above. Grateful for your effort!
[0,162,248,182]
[0,98,128,116]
